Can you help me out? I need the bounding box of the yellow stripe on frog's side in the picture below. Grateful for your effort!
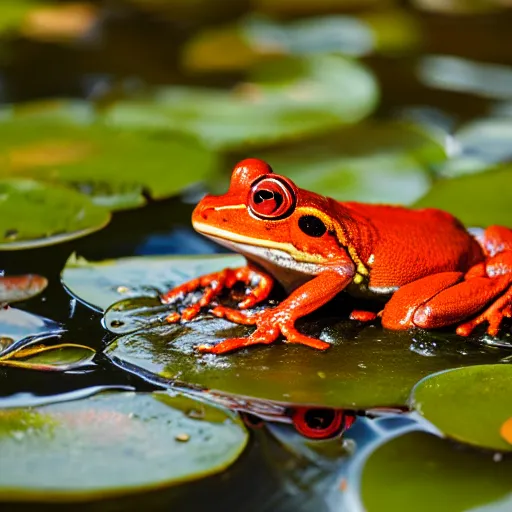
[295,206,369,278]
[194,204,369,277]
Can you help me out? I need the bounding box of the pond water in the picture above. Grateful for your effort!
[0,2,512,511]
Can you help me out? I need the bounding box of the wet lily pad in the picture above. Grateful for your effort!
[359,431,512,512]
[0,391,248,501]
[0,274,47,303]
[104,313,506,409]
[63,254,507,408]
[0,343,96,372]
[414,164,512,227]
[0,179,110,249]
[253,121,442,204]
[0,106,217,210]
[410,365,512,452]
[0,307,64,358]
[106,55,378,150]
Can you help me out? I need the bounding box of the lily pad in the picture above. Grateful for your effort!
[61,253,244,312]
[63,254,508,409]
[0,179,110,249]
[105,312,506,409]
[0,274,47,303]
[253,121,442,204]
[0,0,42,35]
[183,13,420,72]
[106,55,378,150]
[0,105,217,210]
[359,431,512,512]
[0,391,248,501]
[0,307,64,358]
[414,164,512,227]
[0,343,96,372]
[410,365,512,452]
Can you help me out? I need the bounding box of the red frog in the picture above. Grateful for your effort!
[162,159,512,354]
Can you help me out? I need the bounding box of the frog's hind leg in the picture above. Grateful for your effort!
[381,252,512,336]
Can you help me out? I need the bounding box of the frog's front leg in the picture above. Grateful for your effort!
[161,265,273,323]
[381,251,512,336]
[198,263,355,354]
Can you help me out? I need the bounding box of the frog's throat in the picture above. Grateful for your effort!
[193,221,329,266]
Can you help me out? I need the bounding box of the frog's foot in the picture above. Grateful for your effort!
[456,287,512,336]
[161,266,273,323]
[197,306,330,354]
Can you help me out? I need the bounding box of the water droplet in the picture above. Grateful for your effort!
[186,408,205,419]
[175,433,190,442]
[317,371,326,379]
[117,286,130,294]
[110,320,124,328]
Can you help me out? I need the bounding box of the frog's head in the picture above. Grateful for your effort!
[192,159,355,278]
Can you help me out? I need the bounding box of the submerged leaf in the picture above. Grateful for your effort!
[0,392,248,501]
[0,179,110,249]
[410,365,512,451]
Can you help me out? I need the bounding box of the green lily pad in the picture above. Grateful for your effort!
[414,164,512,227]
[359,431,512,512]
[183,12,420,73]
[0,179,110,249]
[410,365,512,452]
[0,0,42,35]
[0,104,217,210]
[65,254,508,408]
[106,55,378,150]
[0,343,96,372]
[61,253,244,312]
[0,274,47,303]
[0,391,248,501]
[105,312,506,409]
[253,121,442,204]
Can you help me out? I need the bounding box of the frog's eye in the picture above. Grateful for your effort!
[248,177,295,219]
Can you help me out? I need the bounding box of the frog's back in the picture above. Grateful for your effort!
[342,203,484,291]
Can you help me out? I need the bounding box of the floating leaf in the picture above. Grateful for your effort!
[20,2,99,43]
[410,365,512,451]
[0,0,42,35]
[0,179,110,249]
[251,121,442,204]
[0,105,218,210]
[62,253,244,312]
[0,343,96,372]
[414,164,512,227]
[0,307,64,358]
[72,253,504,409]
[0,274,47,303]
[105,314,506,409]
[0,392,248,501]
[106,55,378,150]
[359,431,512,512]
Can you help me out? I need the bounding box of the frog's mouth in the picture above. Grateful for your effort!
[192,221,325,279]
